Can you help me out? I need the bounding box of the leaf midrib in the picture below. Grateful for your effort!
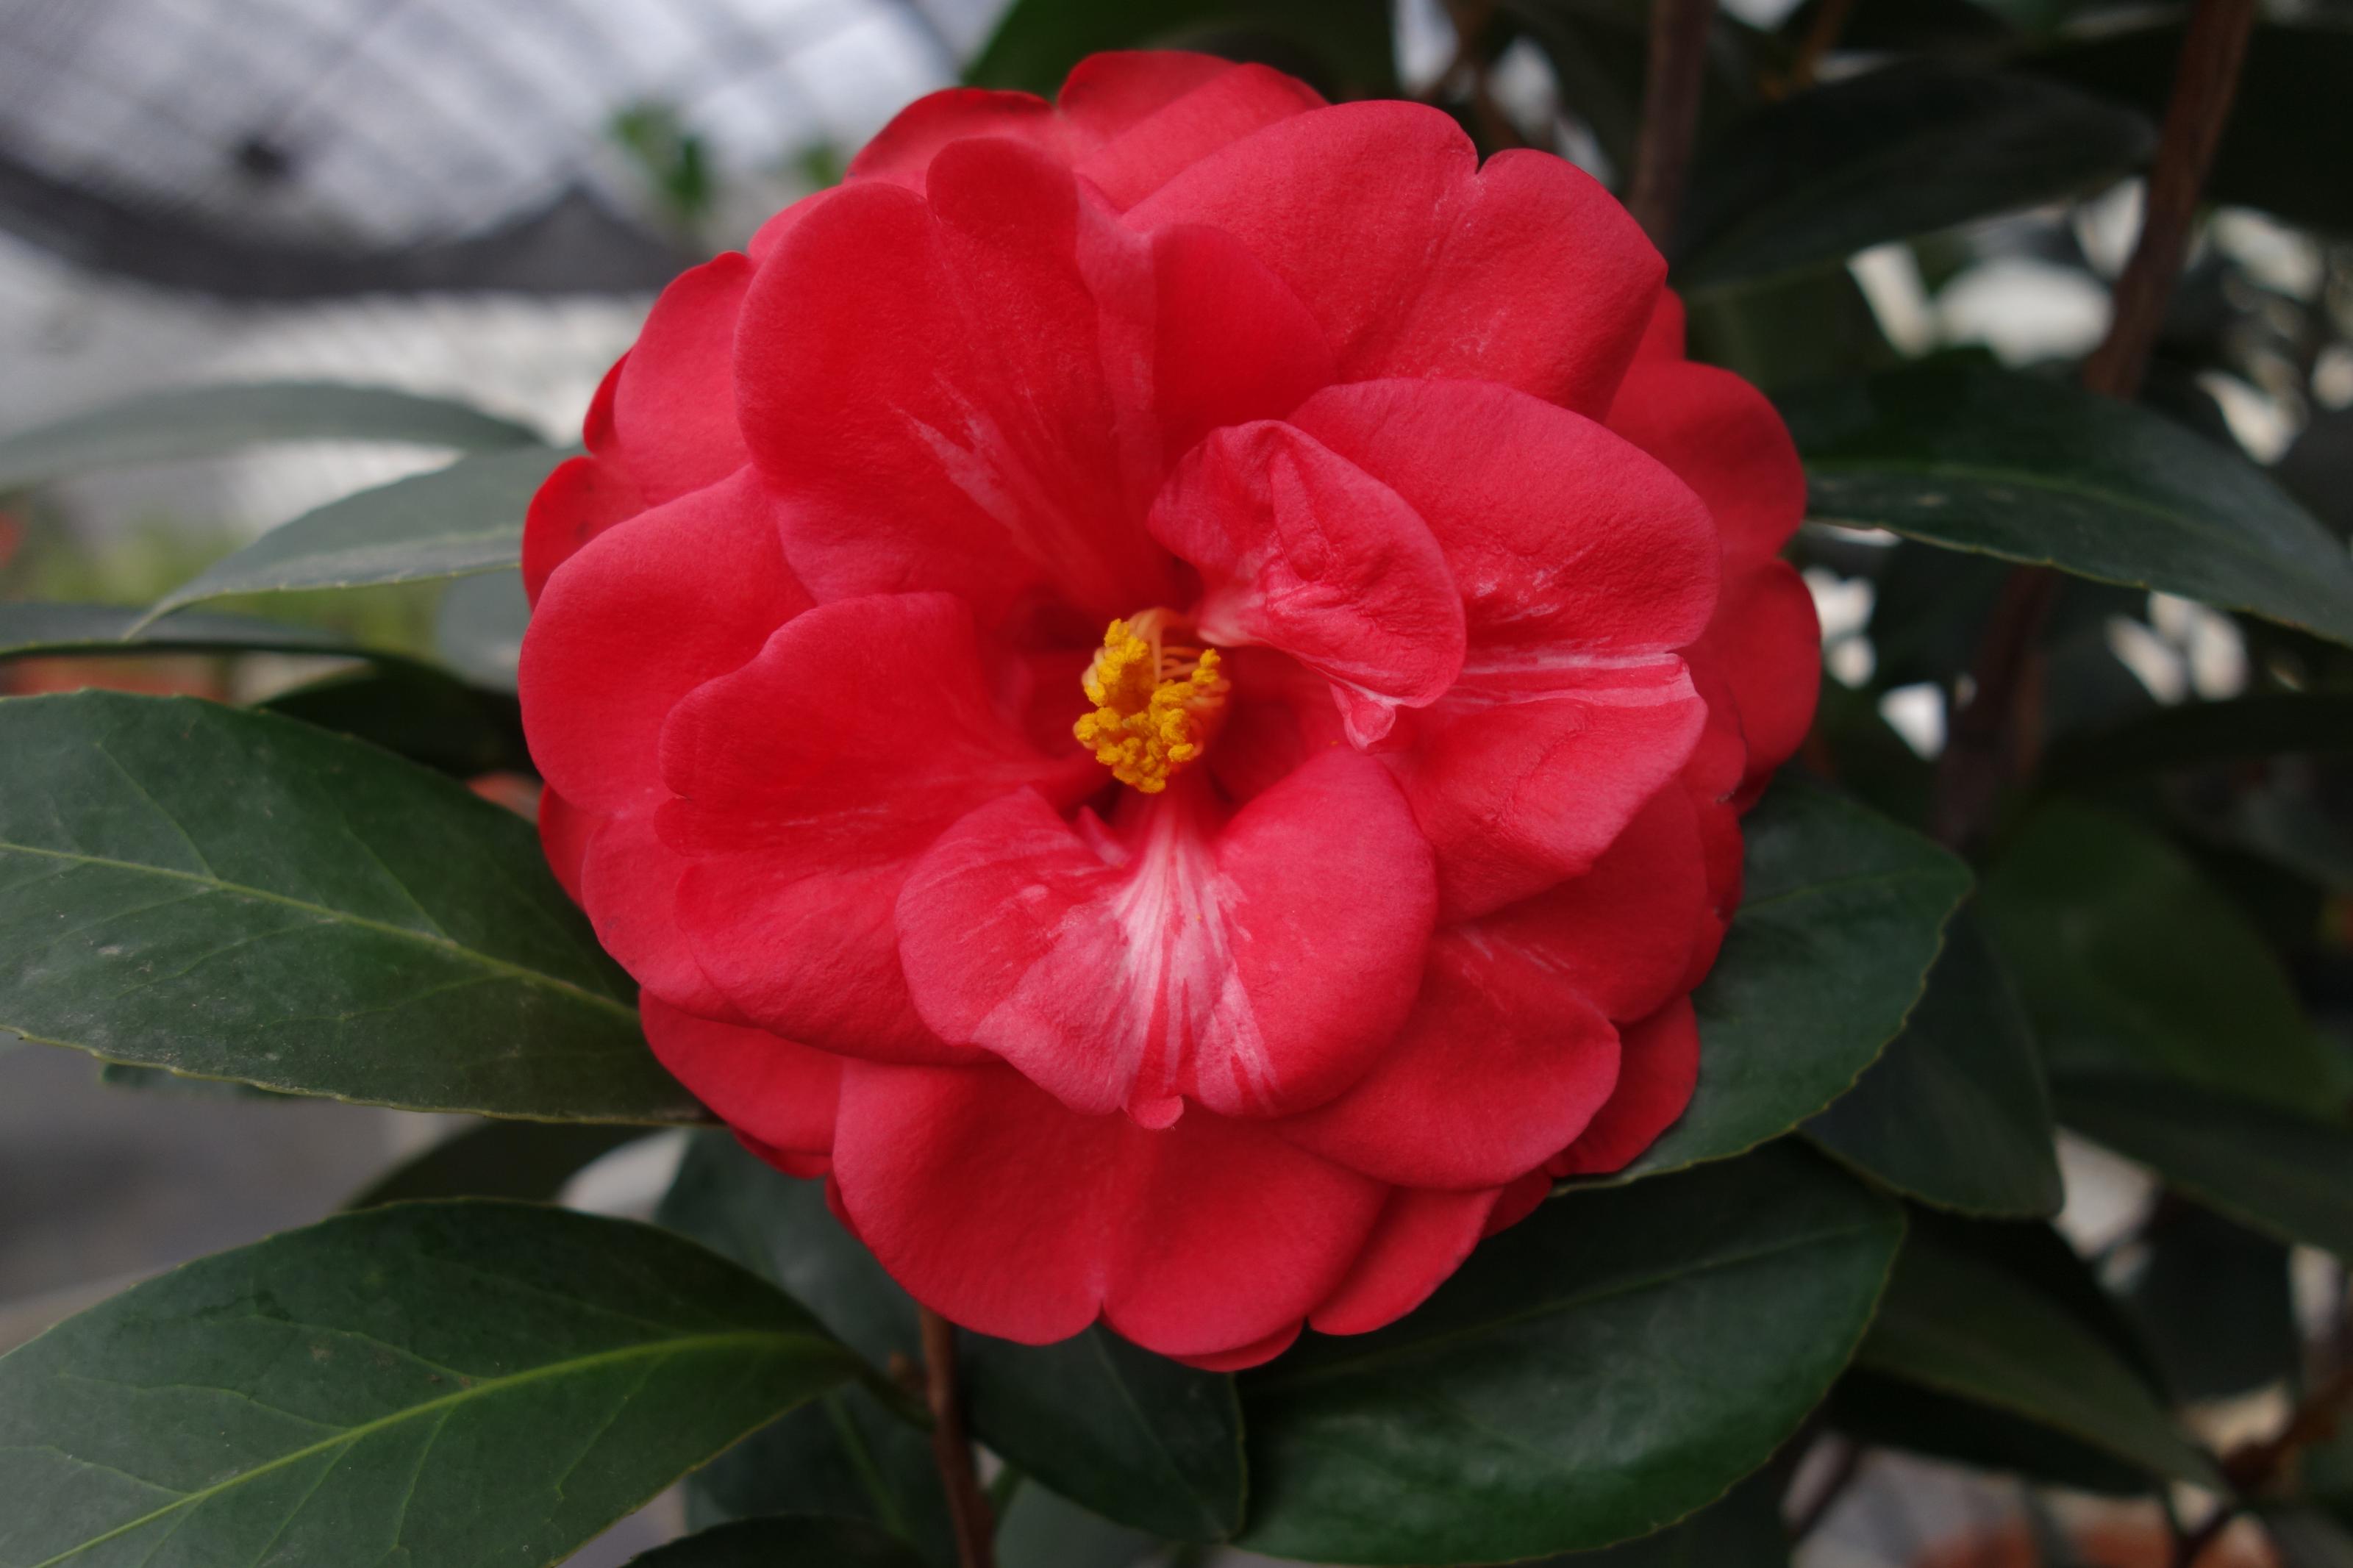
[0,839,636,1023]
[18,1327,839,1568]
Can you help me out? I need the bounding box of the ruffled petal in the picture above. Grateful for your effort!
[738,139,1172,627]
[1127,104,1662,416]
[1151,420,1463,745]
[1471,784,1713,1023]
[603,253,755,507]
[1057,51,1241,140]
[659,594,1094,1062]
[1168,1322,1302,1372]
[895,749,1436,1123]
[846,89,1068,190]
[1693,560,1821,805]
[1149,225,1335,460]
[1310,1186,1504,1336]
[538,785,595,903]
[1549,997,1700,1177]
[1288,379,1719,659]
[641,991,840,1159]
[1485,1170,1553,1236]
[1396,659,1710,920]
[1608,359,1805,575]
[831,1060,1388,1355]
[576,809,740,1020]
[1278,931,1618,1189]
[520,468,810,812]
[1634,288,1686,362]
[521,453,645,606]
[1073,61,1325,210]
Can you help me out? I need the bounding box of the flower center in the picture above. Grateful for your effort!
[1074,609,1229,794]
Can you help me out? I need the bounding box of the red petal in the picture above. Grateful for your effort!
[1609,359,1805,574]
[1484,1170,1552,1236]
[1550,997,1700,1177]
[831,1060,1388,1355]
[641,991,840,1159]
[1635,288,1686,362]
[1290,379,1719,659]
[521,453,645,606]
[603,254,754,507]
[538,785,596,903]
[1397,659,1710,920]
[520,468,809,812]
[847,88,1067,190]
[1471,784,1713,1023]
[1310,1186,1503,1336]
[1168,1321,1302,1372]
[1128,104,1661,415]
[659,595,1092,1062]
[576,809,740,1020]
[895,751,1436,1121]
[1279,927,1618,1187]
[1695,560,1822,804]
[1074,62,1324,210]
[738,140,1171,627]
[1058,52,1240,140]
[1151,420,1463,744]
[1150,225,1334,460]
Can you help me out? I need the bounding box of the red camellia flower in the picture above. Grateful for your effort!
[518,51,1819,1370]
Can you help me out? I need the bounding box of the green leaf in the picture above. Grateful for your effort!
[0,382,538,490]
[1852,1216,2219,1488]
[1780,361,2353,648]
[435,570,531,691]
[2026,23,2353,235]
[655,1136,955,1568]
[1236,1143,1903,1564]
[993,1485,1162,1568]
[346,1122,654,1209]
[1608,780,1971,1182]
[1979,803,2332,1111]
[2120,1200,2299,1403]
[141,445,571,623]
[0,602,361,663]
[1546,1468,1790,1566]
[262,666,532,778]
[1675,62,2152,287]
[2054,1073,2353,1259]
[965,1328,1243,1544]
[1804,914,2063,1217]
[2043,691,2353,787]
[0,1201,862,1568]
[1685,264,1899,394]
[1829,1370,2152,1495]
[625,1517,927,1568]
[967,0,1397,96]
[0,691,695,1121]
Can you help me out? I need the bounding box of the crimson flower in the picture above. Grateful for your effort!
[518,51,1819,1369]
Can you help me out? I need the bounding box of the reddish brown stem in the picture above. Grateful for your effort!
[1929,0,2257,851]
[919,1306,995,1568]
[1626,0,1718,246]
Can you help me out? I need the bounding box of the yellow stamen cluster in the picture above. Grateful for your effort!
[1074,615,1229,793]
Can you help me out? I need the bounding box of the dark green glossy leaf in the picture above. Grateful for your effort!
[1804,915,2063,1217]
[0,382,538,490]
[1980,803,2332,1110]
[262,666,532,778]
[346,1122,654,1209]
[1685,264,1898,393]
[0,691,695,1121]
[143,445,569,622]
[1237,1143,1903,1564]
[2027,23,2353,235]
[1829,1370,2150,1494]
[434,570,531,691]
[993,1484,1160,1568]
[2043,691,2353,786]
[1675,62,2152,287]
[2054,1073,2353,1259]
[968,0,1396,96]
[0,1201,862,1568]
[0,602,361,663]
[625,1516,927,1568]
[1612,780,1970,1182]
[1546,1468,1790,1566]
[1852,1217,2218,1486]
[2121,1200,2299,1402]
[656,1136,954,1567]
[1780,361,2353,647]
[965,1328,1242,1543]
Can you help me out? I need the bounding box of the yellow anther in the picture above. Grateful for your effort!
[1074,615,1229,793]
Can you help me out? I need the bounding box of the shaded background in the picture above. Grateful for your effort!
[1,1,2347,1564]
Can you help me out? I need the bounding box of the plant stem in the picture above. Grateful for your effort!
[918,1306,996,1568]
[1626,0,1718,246]
[1929,0,2257,851]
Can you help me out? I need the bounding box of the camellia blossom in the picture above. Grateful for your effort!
[518,51,1819,1370]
